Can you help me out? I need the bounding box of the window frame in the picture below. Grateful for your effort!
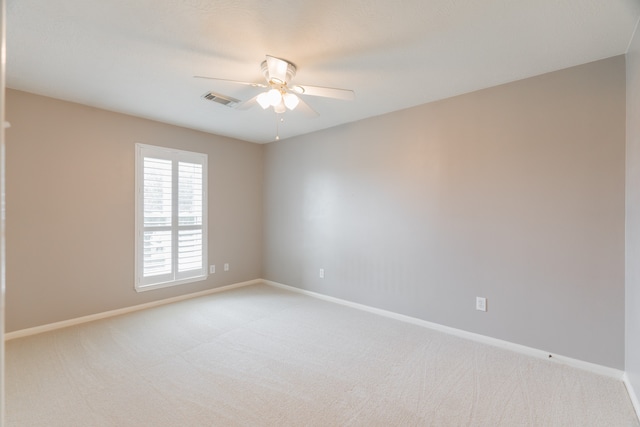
[135,143,208,292]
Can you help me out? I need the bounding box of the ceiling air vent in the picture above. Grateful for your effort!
[201,91,241,108]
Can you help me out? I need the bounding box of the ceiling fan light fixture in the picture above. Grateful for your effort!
[197,55,352,122]
[256,92,271,109]
[283,92,299,110]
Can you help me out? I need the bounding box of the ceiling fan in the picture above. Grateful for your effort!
[195,55,355,116]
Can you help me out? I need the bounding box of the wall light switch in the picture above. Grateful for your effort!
[224,263,229,272]
[476,297,487,312]
[209,265,215,274]
[319,268,325,279]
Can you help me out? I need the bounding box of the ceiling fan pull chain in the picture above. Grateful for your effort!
[274,115,285,141]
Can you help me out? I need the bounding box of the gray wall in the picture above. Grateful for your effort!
[6,89,264,332]
[263,56,626,369]
[6,56,629,371]
[626,24,640,401]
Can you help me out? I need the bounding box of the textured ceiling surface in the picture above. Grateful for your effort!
[7,0,640,143]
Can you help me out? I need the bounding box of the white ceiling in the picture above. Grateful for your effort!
[7,0,640,144]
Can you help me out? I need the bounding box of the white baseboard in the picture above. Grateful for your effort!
[4,279,262,341]
[263,279,625,380]
[624,373,640,422]
[5,277,627,383]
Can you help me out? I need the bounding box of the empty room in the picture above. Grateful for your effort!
[2,0,640,425]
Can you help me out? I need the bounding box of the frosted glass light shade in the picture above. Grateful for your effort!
[267,88,282,106]
[256,92,270,109]
[283,93,299,110]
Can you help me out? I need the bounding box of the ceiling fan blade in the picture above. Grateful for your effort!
[265,55,289,83]
[293,84,355,101]
[294,96,319,118]
[193,75,267,89]
[235,94,260,111]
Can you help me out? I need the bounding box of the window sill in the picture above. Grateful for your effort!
[135,274,208,292]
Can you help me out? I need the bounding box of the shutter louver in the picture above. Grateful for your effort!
[142,158,172,278]
[143,158,172,227]
[178,161,203,274]
[143,230,172,276]
[178,229,202,272]
[178,162,203,226]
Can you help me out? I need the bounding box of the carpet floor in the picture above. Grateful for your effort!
[5,284,639,426]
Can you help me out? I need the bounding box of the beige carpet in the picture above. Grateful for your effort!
[5,284,639,426]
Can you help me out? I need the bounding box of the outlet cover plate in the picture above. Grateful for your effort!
[476,297,487,312]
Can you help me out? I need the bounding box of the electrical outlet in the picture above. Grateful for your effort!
[319,268,325,279]
[224,263,229,272]
[209,265,215,274]
[476,297,487,312]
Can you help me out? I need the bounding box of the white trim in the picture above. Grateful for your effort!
[135,274,207,293]
[5,277,628,381]
[263,280,624,380]
[4,279,261,341]
[624,373,640,422]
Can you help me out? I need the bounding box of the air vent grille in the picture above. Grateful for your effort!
[201,91,240,108]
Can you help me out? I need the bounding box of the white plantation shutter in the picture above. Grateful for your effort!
[136,144,207,291]
[176,161,203,277]
[142,158,172,279]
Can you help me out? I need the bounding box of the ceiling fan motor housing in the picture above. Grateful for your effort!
[261,58,296,85]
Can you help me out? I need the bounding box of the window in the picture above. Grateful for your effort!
[135,144,207,291]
